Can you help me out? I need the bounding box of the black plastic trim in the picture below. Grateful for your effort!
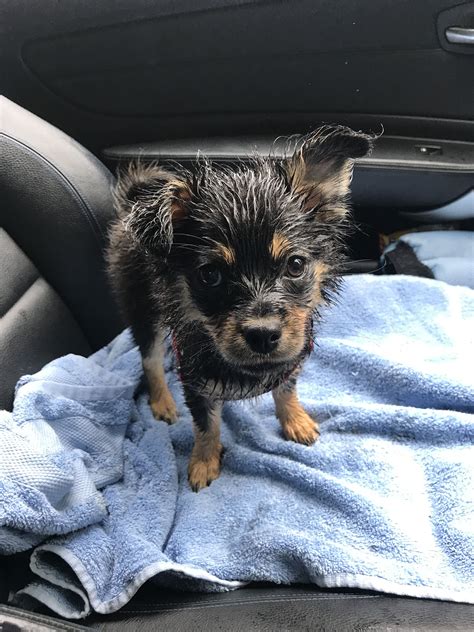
[103,135,474,173]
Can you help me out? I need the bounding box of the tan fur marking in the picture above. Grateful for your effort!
[168,181,192,221]
[270,233,290,260]
[241,316,281,331]
[310,261,329,308]
[170,180,192,201]
[149,382,178,424]
[188,404,223,491]
[285,306,308,330]
[144,340,178,424]
[216,243,236,265]
[314,261,329,278]
[311,162,354,204]
[281,306,308,356]
[273,388,319,445]
[209,313,241,359]
[288,152,354,217]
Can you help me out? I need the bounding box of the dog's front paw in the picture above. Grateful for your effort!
[188,447,222,492]
[150,389,178,424]
[282,409,320,445]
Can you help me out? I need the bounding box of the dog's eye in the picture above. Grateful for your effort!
[198,264,223,287]
[286,256,306,278]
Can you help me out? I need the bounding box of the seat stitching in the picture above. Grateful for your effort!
[124,593,380,609]
[0,605,87,630]
[118,594,381,614]
[2,133,109,248]
[0,269,40,318]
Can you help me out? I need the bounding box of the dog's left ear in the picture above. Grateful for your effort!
[115,162,192,255]
[284,125,376,221]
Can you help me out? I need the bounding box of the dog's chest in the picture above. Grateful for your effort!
[189,372,285,401]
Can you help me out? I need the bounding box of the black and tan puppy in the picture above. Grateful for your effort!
[107,125,374,491]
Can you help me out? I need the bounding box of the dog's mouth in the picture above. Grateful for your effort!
[218,346,306,374]
[239,360,296,378]
[236,357,293,374]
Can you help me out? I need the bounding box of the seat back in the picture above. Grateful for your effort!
[0,97,123,409]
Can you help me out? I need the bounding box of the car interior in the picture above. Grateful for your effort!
[1,1,473,630]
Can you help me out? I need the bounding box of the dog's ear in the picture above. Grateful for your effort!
[114,162,192,254]
[284,125,375,221]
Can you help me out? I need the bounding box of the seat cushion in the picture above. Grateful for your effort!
[0,229,91,409]
[2,585,473,631]
[87,585,474,631]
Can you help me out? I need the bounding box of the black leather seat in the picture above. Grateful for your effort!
[0,95,123,410]
[1,97,472,631]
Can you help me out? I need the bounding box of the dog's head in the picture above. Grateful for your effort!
[116,125,375,371]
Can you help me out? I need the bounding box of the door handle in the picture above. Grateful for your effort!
[445,26,474,44]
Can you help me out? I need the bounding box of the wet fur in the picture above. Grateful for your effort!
[107,125,376,491]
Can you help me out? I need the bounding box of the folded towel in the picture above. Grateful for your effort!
[1,275,473,618]
[0,333,142,554]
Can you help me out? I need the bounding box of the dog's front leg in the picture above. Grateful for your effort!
[143,332,178,424]
[184,389,223,492]
[273,378,319,445]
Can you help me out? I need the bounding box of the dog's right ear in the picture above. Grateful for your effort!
[114,162,192,255]
[283,125,376,222]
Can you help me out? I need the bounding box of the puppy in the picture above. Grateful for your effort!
[107,125,374,491]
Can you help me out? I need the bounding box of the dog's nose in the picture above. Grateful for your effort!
[244,326,281,354]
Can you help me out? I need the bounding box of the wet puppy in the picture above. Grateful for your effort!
[107,125,374,490]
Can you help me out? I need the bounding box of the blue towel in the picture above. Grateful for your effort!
[1,275,473,618]
[384,230,474,288]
